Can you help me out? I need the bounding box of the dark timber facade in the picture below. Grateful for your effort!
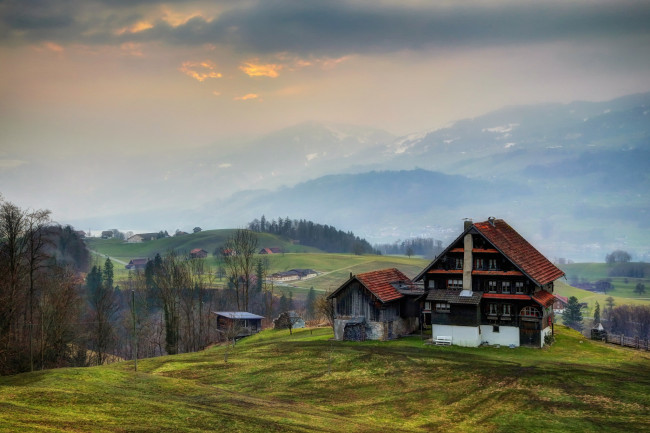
[415,218,564,347]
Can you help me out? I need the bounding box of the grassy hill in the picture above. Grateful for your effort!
[558,262,650,302]
[1,326,648,432]
[85,230,322,263]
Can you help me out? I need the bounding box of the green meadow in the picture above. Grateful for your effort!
[1,325,648,432]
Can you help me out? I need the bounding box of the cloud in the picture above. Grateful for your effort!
[217,162,231,168]
[2,0,649,60]
[116,20,153,35]
[179,60,222,81]
[239,61,282,78]
[233,93,260,101]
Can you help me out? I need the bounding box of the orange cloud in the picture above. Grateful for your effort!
[43,42,64,53]
[234,93,260,101]
[162,9,211,27]
[116,21,153,35]
[180,61,223,82]
[240,62,282,78]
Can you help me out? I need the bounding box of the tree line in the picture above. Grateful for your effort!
[374,238,444,258]
[1,201,332,375]
[248,216,376,255]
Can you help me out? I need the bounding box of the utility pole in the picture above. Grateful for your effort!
[131,290,137,372]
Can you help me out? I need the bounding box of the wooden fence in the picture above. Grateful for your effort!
[601,333,649,351]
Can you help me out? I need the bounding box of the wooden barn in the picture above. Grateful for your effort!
[414,218,564,347]
[213,312,264,338]
[328,268,424,341]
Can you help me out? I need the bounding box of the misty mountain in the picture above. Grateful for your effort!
[64,92,650,262]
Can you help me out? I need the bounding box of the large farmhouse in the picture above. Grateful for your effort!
[327,268,423,341]
[329,218,564,347]
[415,218,564,347]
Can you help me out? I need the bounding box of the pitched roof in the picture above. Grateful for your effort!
[329,268,411,303]
[473,219,565,286]
[190,248,207,254]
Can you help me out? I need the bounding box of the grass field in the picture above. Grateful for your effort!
[85,230,322,265]
[1,325,648,432]
[557,262,650,304]
[86,232,430,297]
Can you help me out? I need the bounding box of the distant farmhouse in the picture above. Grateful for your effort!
[269,269,317,282]
[101,230,113,239]
[125,258,149,270]
[190,248,208,259]
[329,218,565,347]
[259,247,282,254]
[127,233,158,243]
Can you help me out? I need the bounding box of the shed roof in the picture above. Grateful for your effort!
[427,289,482,304]
[213,312,265,320]
[532,290,555,307]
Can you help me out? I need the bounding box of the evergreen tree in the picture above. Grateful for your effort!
[306,287,316,320]
[103,257,114,290]
[634,283,646,295]
[563,296,583,331]
[255,259,265,294]
[279,292,288,313]
[288,291,294,311]
[593,301,601,325]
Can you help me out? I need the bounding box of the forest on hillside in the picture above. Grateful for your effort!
[248,216,376,254]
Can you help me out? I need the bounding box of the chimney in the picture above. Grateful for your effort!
[488,216,496,227]
[463,218,473,231]
[463,231,473,292]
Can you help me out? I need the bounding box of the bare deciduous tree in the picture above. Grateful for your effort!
[221,229,258,311]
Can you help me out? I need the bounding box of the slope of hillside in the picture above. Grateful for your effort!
[1,326,648,432]
[85,230,322,263]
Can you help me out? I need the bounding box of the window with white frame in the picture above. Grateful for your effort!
[502,304,512,316]
[515,282,525,294]
[435,302,450,313]
[488,303,498,315]
[488,281,497,293]
[520,306,540,318]
[475,258,484,270]
[448,279,463,289]
[501,281,511,294]
[427,279,435,289]
[424,301,432,311]
[455,258,463,269]
[488,259,497,270]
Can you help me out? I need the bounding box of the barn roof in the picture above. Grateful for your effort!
[329,268,411,303]
[473,219,565,286]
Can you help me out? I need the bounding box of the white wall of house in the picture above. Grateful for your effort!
[479,325,519,347]
[432,324,481,347]
[541,326,553,348]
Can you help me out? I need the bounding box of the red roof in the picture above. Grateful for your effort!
[554,295,569,304]
[355,268,411,303]
[482,293,531,301]
[190,248,206,254]
[532,290,555,307]
[474,219,565,286]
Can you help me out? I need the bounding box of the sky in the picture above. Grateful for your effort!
[1,0,650,229]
